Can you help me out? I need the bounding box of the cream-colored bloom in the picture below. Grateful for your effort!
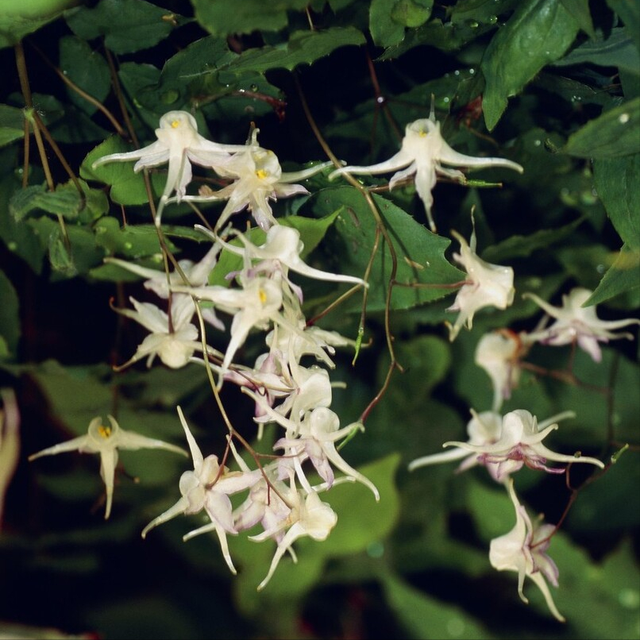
[29,415,186,519]
[475,330,523,411]
[442,409,603,480]
[175,129,331,230]
[212,224,366,289]
[141,407,257,573]
[92,110,245,223]
[330,114,522,231]
[523,288,640,362]
[114,295,203,370]
[490,478,565,622]
[250,485,337,590]
[447,230,515,341]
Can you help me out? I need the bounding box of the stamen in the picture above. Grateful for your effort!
[98,425,112,438]
[255,169,268,179]
[171,120,180,129]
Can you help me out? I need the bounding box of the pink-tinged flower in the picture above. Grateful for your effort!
[523,288,640,362]
[409,410,504,477]
[141,407,257,573]
[490,478,565,622]
[92,110,245,223]
[29,415,186,519]
[330,113,522,232]
[249,484,337,591]
[441,409,603,480]
[447,231,515,341]
[475,329,524,411]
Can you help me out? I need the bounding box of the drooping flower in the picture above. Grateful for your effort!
[210,224,366,290]
[330,113,523,231]
[174,129,331,230]
[441,409,603,480]
[446,230,515,341]
[113,295,205,370]
[91,110,245,223]
[249,483,337,591]
[172,274,287,374]
[141,407,258,573]
[523,288,640,362]
[409,410,504,478]
[489,478,565,622]
[475,329,524,411]
[29,415,187,519]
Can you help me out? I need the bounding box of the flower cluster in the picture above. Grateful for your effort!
[409,281,639,620]
[32,107,632,612]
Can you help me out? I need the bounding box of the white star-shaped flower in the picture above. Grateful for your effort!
[523,288,640,362]
[92,110,245,223]
[29,415,187,519]
[330,113,522,231]
[446,230,515,341]
[490,478,565,622]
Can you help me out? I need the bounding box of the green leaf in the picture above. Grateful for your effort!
[593,153,640,248]
[81,136,165,205]
[0,270,19,359]
[191,0,308,37]
[560,0,595,38]
[390,0,433,29]
[370,0,405,48]
[318,453,401,556]
[59,35,111,116]
[0,0,79,48]
[224,28,366,74]
[0,105,24,147]
[562,98,640,158]
[606,0,640,51]
[379,571,494,639]
[552,28,640,75]
[481,0,579,130]
[308,186,465,313]
[587,243,640,305]
[64,0,180,54]
[481,216,585,262]
[93,216,176,258]
[9,183,82,221]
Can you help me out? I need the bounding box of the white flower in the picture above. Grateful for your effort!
[250,485,337,590]
[114,295,204,370]
[446,230,515,341]
[409,410,504,478]
[175,129,331,230]
[330,113,523,232]
[243,393,380,500]
[173,275,286,373]
[92,110,245,223]
[141,407,257,573]
[490,478,565,622]
[29,415,187,519]
[523,288,640,362]
[475,330,523,411]
[442,409,603,480]
[210,224,366,290]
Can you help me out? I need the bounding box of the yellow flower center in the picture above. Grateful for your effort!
[255,169,269,179]
[98,425,112,438]
[258,288,268,305]
[171,120,181,129]
[418,130,428,137]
